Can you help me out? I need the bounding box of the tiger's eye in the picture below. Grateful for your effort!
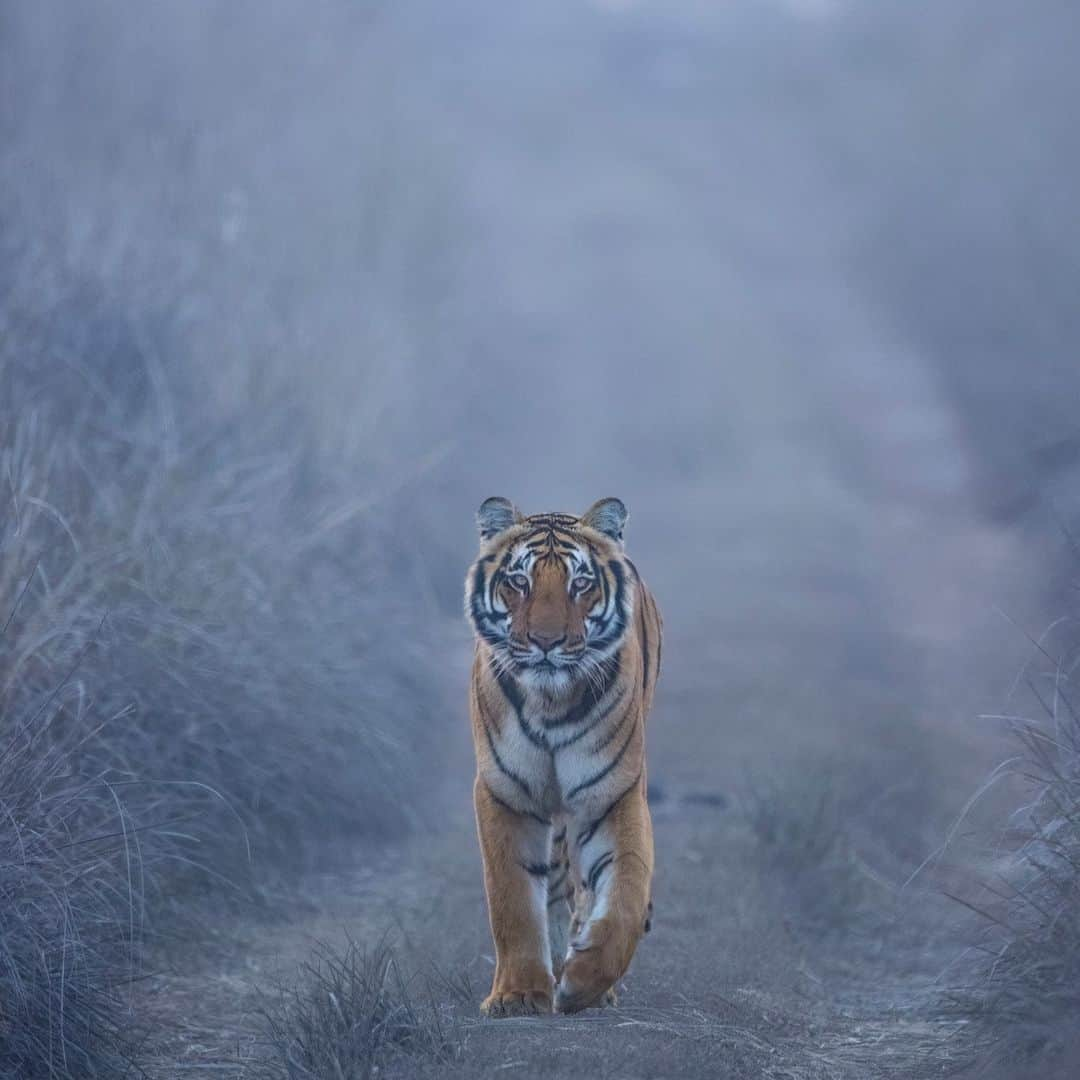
[507,573,529,591]
[572,576,593,593]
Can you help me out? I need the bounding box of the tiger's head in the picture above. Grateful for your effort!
[465,497,635,693]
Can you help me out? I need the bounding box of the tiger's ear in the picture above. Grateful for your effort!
[477,497,521,541]
[581,497,628,543]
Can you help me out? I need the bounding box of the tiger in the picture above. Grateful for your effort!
[465,496,662,1017]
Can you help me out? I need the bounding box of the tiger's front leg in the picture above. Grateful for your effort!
[473,778,554,1017]
[555,776,654,1013]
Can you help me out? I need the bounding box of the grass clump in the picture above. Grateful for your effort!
[952,620,1080,1076]
[0,656,143,1076]
[259,938,457,1080]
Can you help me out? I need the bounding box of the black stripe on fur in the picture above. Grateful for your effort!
[575,769,642,849]
[483,718,533,799]
[566,719,637,800]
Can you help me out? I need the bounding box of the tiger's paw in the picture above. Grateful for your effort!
[554,917,635,1014]
[480,988,553,1019]
[554,976,615,1015]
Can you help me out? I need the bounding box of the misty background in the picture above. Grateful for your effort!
[2,1,1079,1076]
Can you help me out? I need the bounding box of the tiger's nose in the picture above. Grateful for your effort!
[528,631,566,653]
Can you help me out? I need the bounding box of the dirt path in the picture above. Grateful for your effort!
[136,703,976,1080]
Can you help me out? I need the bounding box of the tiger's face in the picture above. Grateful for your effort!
[466,497,634,693]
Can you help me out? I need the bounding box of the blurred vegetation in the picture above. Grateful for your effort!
[0,330,451,1072]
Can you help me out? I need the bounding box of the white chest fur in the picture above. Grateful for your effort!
[481,684,635,822]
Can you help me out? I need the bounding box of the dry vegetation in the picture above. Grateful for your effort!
[948,617,1080,1078]
[0,336,445,1073]
[258,938,460,1080]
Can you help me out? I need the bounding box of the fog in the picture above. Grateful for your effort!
[2,1,1078,1075]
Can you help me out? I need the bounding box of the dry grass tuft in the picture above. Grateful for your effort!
[949,617,1080,1076]
[258,938,458,1080]
[0,697,145,1077]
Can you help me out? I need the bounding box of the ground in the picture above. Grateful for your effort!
[134,657,990,1079]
